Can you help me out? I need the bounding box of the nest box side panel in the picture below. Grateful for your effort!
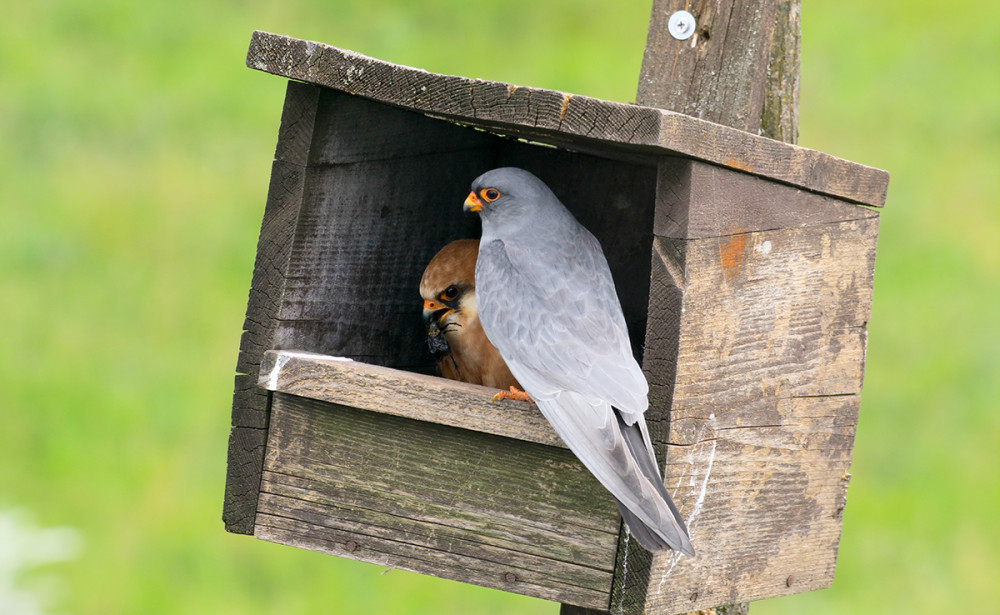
[255,392,621,608]
[270,89,493,369]
[612,159,879,614]
[225,81,321,534]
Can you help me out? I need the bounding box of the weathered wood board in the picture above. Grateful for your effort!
[225,81,320,534]
[258,350,563,449]
[257,392,620,608]
[609,167,878,613]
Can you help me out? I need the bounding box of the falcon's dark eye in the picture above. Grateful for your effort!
[481,188,501,202]
[441,285,460,301]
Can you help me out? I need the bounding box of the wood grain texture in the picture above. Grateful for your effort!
[256,393,620,608]
[257,350,564,448]
[654,158,877,240]
[230,21,886,610]
[307,87,495,165]
[637,0,801,143]
[761,0,801,144]
[224,81,320,534]
[245,30,887,207]
[613,208,878,613]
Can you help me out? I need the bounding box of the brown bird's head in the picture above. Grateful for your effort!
[419,239,480,347]
[419,238,521,391]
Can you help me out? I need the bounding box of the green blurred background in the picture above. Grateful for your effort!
[1,0,996,613]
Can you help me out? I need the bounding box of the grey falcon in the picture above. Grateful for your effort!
[463,167,694,555]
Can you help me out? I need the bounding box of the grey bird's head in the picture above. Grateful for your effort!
[463,167,576,237]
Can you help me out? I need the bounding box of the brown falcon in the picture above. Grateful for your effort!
[420,239,523,396]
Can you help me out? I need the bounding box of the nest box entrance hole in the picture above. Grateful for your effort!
[273,84,659,373]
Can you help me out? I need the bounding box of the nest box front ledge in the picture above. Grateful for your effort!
[258,350,563,448]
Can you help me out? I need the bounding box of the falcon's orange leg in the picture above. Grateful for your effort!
[492,386,533,403]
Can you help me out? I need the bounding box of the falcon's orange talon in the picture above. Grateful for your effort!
[492,386,533,403]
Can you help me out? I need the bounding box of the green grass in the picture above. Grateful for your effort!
[1,0,996,613]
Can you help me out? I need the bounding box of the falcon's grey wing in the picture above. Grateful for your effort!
[476,232,694,554]
[476,228,647,414]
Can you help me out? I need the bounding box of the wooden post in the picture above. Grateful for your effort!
[637,0,800,143]
[645,2,799,614]
[562,1,801,614]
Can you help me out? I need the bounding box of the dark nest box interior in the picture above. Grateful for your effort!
[224,31,889,615]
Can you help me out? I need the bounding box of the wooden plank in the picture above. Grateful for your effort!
[224,80,320,534]
[245,30,888,207]
[561,605,612,615]
[646,395,859,613]
[256,393,620,608]
[637,0,801,143]
[654,158,877,240]
[257,481,613,577]
[223,426,269,534]
[614,214,877,613]
[257,350,564,449]
[668,217,879,411]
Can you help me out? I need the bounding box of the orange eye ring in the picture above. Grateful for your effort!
[480,188,501,202]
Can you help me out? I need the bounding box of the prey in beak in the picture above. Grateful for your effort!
[422,298,457,356]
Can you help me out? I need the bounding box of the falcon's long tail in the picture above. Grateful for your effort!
[613,412,692,553]
[535,392,694,555]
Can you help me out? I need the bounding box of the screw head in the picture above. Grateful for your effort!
[668,10,696,40]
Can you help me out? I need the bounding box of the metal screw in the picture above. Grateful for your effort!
[504,572,517,583]
[786,575,794,587]
[346,540,358,552]
[689,591,698,601]
[668,10,696,40]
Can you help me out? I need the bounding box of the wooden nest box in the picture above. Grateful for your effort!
[225,27,888,615]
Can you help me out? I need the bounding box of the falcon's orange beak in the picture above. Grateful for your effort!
[423,299,443,313]
[464,191,483,212]
[423,299,453,323]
